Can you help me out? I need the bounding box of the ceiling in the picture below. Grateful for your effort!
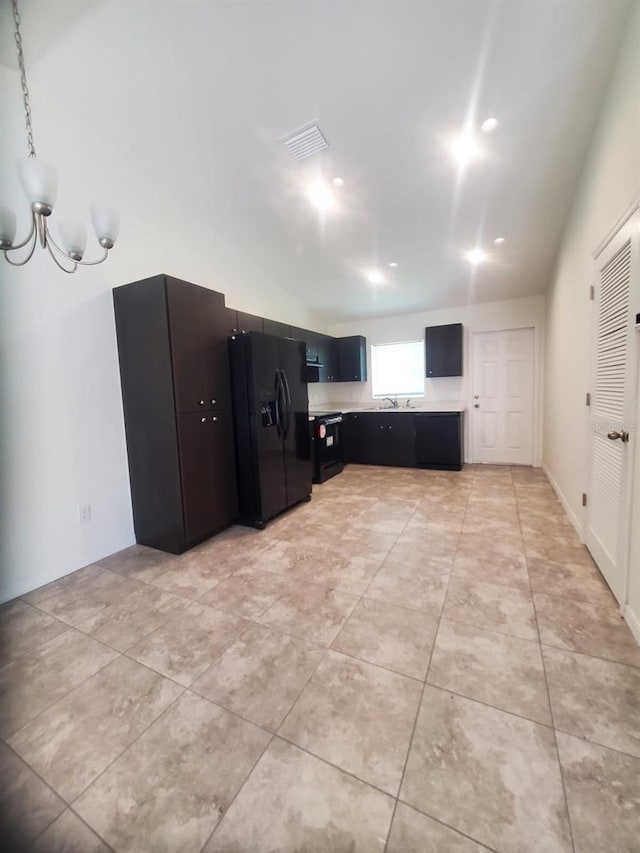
[0,0,631,322]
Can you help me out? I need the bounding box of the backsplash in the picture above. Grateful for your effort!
[308,377,464,408]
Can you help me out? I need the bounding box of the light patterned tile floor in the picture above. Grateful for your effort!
[1,464,639,852]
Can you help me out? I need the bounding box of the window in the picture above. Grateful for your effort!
[371,340,424,398]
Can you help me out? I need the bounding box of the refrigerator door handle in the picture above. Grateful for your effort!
[273,372,283,439]
[281,369,292,440]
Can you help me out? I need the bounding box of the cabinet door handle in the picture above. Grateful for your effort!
[211,399,217,405]
[201,417,206,423]
[199,399,205,405]
[212,416,218,422]
[388,426,392,430]
[474,404,479,408]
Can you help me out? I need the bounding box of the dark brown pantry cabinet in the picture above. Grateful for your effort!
[113,274,238,554]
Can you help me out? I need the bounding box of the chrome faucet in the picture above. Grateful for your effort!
[383,397,399,408]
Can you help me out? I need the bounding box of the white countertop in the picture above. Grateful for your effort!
[309,403,466,416]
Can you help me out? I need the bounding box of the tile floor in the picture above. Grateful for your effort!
[1,464,639,852]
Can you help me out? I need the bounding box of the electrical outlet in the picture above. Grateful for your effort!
[79,504,91,524]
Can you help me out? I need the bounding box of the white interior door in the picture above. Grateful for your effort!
[585,213,639,604]
[471,328,534,465]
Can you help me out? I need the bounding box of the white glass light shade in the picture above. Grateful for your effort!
[90,204,119,247]
[0,207,17,247]
[58,218,87,260]
[16,157,58,209]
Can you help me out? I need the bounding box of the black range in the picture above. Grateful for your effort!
[310,411,344,483]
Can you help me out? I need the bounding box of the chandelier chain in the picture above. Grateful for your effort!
[12,0,36,158]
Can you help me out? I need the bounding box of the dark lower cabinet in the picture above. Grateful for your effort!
[113,275,238,554]
[369,414,416,467]
[344,413,415,467]
[177,411,238,544]
[344,414,366,463]
[344,411,462,470]
[415,413,463,470]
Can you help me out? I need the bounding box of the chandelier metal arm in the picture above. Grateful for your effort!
[74,247,109,266]
[3,227,37,266]
[46,241,77,274]
[4,208,36,250]
[46,224,109,267]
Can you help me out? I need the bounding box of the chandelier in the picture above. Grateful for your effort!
[0,0,119,273]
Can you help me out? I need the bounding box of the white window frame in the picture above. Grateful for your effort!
[371,340,425,399]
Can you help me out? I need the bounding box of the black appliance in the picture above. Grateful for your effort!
[229,332,312,528]
[312,412,344,483]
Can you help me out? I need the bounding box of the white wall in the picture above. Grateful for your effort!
[0,65,319,603]
[309,294,546,466]
[542,2,640,634]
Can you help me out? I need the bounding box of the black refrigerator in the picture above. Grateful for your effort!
[229,332,312,528]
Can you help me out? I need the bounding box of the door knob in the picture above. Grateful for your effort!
[474,403,480,408]
[607,430,629,442]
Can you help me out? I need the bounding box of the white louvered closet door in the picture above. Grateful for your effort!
[585,212,639,604]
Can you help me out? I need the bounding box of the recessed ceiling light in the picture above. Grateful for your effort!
[389,261,398,268]
[306,180,336,213]
[451,133,480,166]
[481,117,498,133]
[332,177,344,187]
[494,236,505,244]
[465,248,488,265]
[366,270,385,285]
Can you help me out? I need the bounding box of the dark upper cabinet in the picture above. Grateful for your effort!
[263,318,291,338]
[290,326,319,362]
[415,412,463,470]
[223,307,238,335]
[338,335,367,382]
[113,274,238,553]
[236,311,264,334]
[425,323,463,377]
[317,334,338,382]
[165,277,230,411]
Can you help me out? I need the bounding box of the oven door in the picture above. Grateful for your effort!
[314,416,344,482]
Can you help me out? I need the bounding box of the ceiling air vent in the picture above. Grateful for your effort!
[280,122,329,160]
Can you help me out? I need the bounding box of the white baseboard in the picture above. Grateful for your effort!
[541,464,585,542]
[0,536,136,605]
[623,603,640,647]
